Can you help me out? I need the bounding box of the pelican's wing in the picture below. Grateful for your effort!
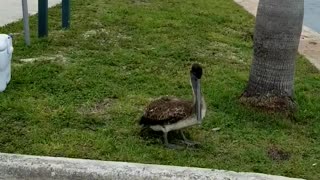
[139,96,193,126]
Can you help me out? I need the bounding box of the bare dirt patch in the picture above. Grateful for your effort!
[78,98,116,117]
[19,54,67,64]
[267,145,291,161]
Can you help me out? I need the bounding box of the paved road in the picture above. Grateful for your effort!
[304,0,320,32]
[0,0,61,27]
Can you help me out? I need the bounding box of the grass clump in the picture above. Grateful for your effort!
[0,0,319,179]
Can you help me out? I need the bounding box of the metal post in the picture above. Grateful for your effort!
[38,0,48,37]
[22,0,30,45]
[62,0,70,29]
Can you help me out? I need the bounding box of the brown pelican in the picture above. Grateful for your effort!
[139,63,206,149]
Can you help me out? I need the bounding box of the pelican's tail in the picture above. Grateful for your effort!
[139,116,146,127]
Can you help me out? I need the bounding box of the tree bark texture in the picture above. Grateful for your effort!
[241,0,304,112]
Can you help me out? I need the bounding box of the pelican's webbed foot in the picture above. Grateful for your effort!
[180,130,200,146]
[163,132,184,150]
[165,143,184,150]
[181,139,200,146]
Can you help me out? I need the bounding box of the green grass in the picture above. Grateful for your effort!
[0,0,319,179]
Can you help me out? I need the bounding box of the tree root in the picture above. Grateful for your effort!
[239,90,297,116]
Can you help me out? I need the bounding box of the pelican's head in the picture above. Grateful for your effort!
[190,63,203,122]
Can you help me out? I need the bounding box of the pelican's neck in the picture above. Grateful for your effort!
[190,78,197,105]
[201,96,206,119]
[190,78,206,120]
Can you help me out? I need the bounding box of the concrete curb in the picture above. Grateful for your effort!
[0,153,305,180]
[234,0,320,70]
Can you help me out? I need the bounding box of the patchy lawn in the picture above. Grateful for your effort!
[0,0,319,179]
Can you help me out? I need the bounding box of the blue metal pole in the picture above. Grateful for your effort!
[62,0,70,29]
[38,0,48,37]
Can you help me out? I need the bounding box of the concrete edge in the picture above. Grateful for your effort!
[0,153,305,180]
[234,0,320,71]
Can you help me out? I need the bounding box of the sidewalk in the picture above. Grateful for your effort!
[234,0,320,71]
[0,0,61,27]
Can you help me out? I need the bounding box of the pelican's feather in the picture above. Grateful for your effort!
[139,96,194,126]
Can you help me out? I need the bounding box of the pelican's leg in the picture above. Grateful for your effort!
[163,132,183,150]
[180,130,200,146]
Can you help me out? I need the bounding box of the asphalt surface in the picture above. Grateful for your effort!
[0,0,61,27]
[304,0,320,32]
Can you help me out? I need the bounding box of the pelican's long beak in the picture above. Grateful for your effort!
[196,79,202,122]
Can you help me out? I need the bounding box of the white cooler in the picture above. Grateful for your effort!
[0,34,13,92]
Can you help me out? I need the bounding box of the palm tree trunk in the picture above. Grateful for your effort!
[240,0,304,112]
